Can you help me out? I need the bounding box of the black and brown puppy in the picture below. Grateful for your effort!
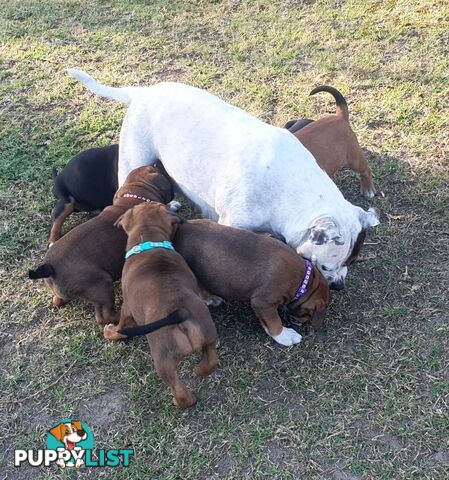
[29,166,173,324]
[285,86,376,198]
[49,144,119,246]
[104,203,218,408]
[173,219,331,347]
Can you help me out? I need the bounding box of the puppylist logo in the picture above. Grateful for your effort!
[15,418,134,469]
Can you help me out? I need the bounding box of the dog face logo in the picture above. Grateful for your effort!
[46,419,93,468]
[15,419,134,469]
[49,420,87,450]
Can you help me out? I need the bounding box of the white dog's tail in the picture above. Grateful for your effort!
[67,69,132,104]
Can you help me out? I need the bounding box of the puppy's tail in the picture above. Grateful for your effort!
[310,85,349,122]
[29,264,55,279]
[118,309,189,338]
[67,69,132,105]
[52,166,58,181]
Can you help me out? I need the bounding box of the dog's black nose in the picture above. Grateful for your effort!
[77,429,86,437]
[330,280,345,291]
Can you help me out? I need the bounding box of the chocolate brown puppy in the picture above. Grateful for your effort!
[28,166,173,324]
[174,219,331,347]
[286,86,376,198]
[104,203,218,408]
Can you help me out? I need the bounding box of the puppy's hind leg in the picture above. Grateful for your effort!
[359,168,376,198]
[198,285,224,307]
[53,295,69,308]
[48,197,75,247]
[153,353,197,408]
[194,342,218,377]
[84,276,118,325]
[104,303,136,341]
[351,151,376,198]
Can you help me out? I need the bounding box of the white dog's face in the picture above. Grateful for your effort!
[298,208,379,289]
[298,238,351,289]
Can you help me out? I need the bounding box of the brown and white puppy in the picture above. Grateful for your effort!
[28,166,173,324]
[285,86,376,198]
[105,203,218,409]
[173,219,331,347]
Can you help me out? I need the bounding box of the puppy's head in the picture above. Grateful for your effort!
[298,207,379,289]
[115,202,183,239]
[287,265,330,331]
[115,165,174,204]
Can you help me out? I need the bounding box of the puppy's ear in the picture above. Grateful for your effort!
[113,214,125,229]
[114,210,131,230]
[359,207,380,229]
[165,209,184,225]
[49,423,66,443]
[284,119,297,130]
[309,217,344,245]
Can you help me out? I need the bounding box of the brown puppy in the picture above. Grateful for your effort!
[173,219,331,347]
[28,166,173,324]
[287,86,376,198]
[105,203,218,408]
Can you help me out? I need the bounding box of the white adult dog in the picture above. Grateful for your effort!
[68,70,379,293]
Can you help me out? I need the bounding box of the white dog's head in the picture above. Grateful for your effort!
[298,207,380,289]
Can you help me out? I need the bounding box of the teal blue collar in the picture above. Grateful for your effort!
[125,240,175,260]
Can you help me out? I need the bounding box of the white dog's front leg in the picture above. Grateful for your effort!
[263,325,302,346]
[168,200,182,212]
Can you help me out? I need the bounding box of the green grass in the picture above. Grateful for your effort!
[1,0,448,478]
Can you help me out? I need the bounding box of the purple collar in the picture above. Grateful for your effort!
[291,259,313,302]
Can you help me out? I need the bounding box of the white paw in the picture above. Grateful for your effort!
[168,200,182,212]
[361,188,376,199]
[205,296,224,307]
[271,327,302,346]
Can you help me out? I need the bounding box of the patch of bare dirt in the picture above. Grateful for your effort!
[75,387,129,428]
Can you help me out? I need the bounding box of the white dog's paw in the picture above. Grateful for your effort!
[271,327,302,346]
[168,200,182,212]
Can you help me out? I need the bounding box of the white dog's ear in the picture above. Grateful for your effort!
[359,207,380,229]
[309,217,344,245]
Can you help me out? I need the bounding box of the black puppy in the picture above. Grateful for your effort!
[49,144,119,246]
[284,118,314,134]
